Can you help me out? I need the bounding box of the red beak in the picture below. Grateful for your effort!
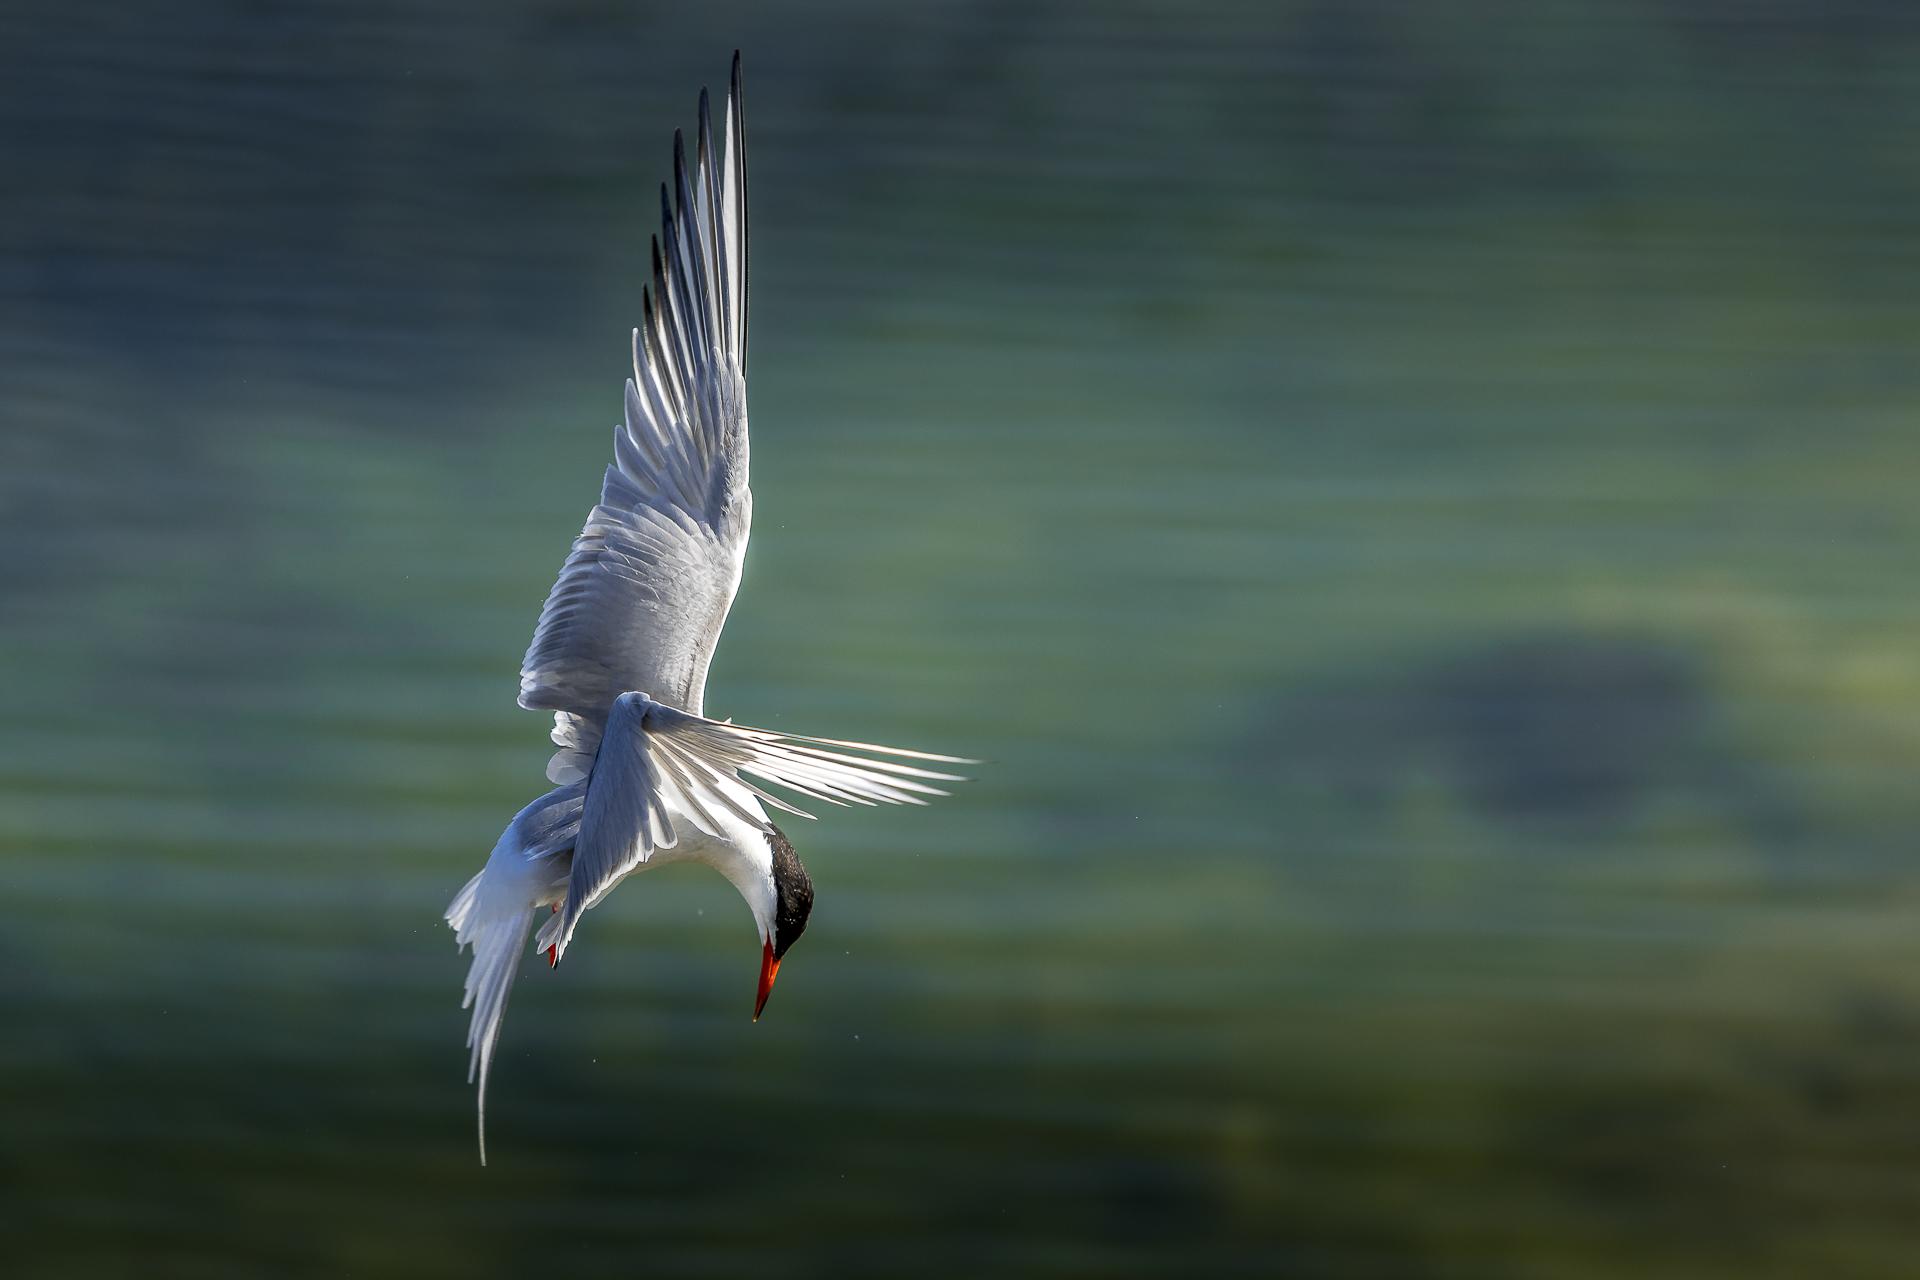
[754,936,781,1021]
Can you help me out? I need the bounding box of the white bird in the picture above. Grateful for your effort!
[445,54,969,1164]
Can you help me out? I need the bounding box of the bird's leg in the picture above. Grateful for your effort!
[548,903,560,968]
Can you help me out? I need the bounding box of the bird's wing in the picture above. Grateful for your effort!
[557,692,973,959]
[519,56,753,785]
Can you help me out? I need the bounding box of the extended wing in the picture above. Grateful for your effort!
[519,55,752,784]
[553,693,973,961]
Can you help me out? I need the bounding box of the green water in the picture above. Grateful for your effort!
[5,2,1920,1276]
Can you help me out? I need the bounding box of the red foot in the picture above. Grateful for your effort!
[547,904,560,967]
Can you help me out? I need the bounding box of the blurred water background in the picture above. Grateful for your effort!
[4,2,1920,1276]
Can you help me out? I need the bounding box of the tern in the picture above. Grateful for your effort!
[445,54,969,1163]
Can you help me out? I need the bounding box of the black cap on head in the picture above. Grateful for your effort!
[768,824,813,961]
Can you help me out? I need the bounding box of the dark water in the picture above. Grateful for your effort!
[5,2,1920,1276]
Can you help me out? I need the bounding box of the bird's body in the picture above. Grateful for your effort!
[446,55,966,1163]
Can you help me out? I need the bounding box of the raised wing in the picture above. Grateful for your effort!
[555,693,973,960]
[519,55,752,785]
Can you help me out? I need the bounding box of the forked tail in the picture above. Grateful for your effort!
[446,784,582,1165]
[447,886,533,1167]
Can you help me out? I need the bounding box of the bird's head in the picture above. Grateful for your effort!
[754,823,812,1020]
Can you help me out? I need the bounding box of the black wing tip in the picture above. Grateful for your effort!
[670,133,690,219]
